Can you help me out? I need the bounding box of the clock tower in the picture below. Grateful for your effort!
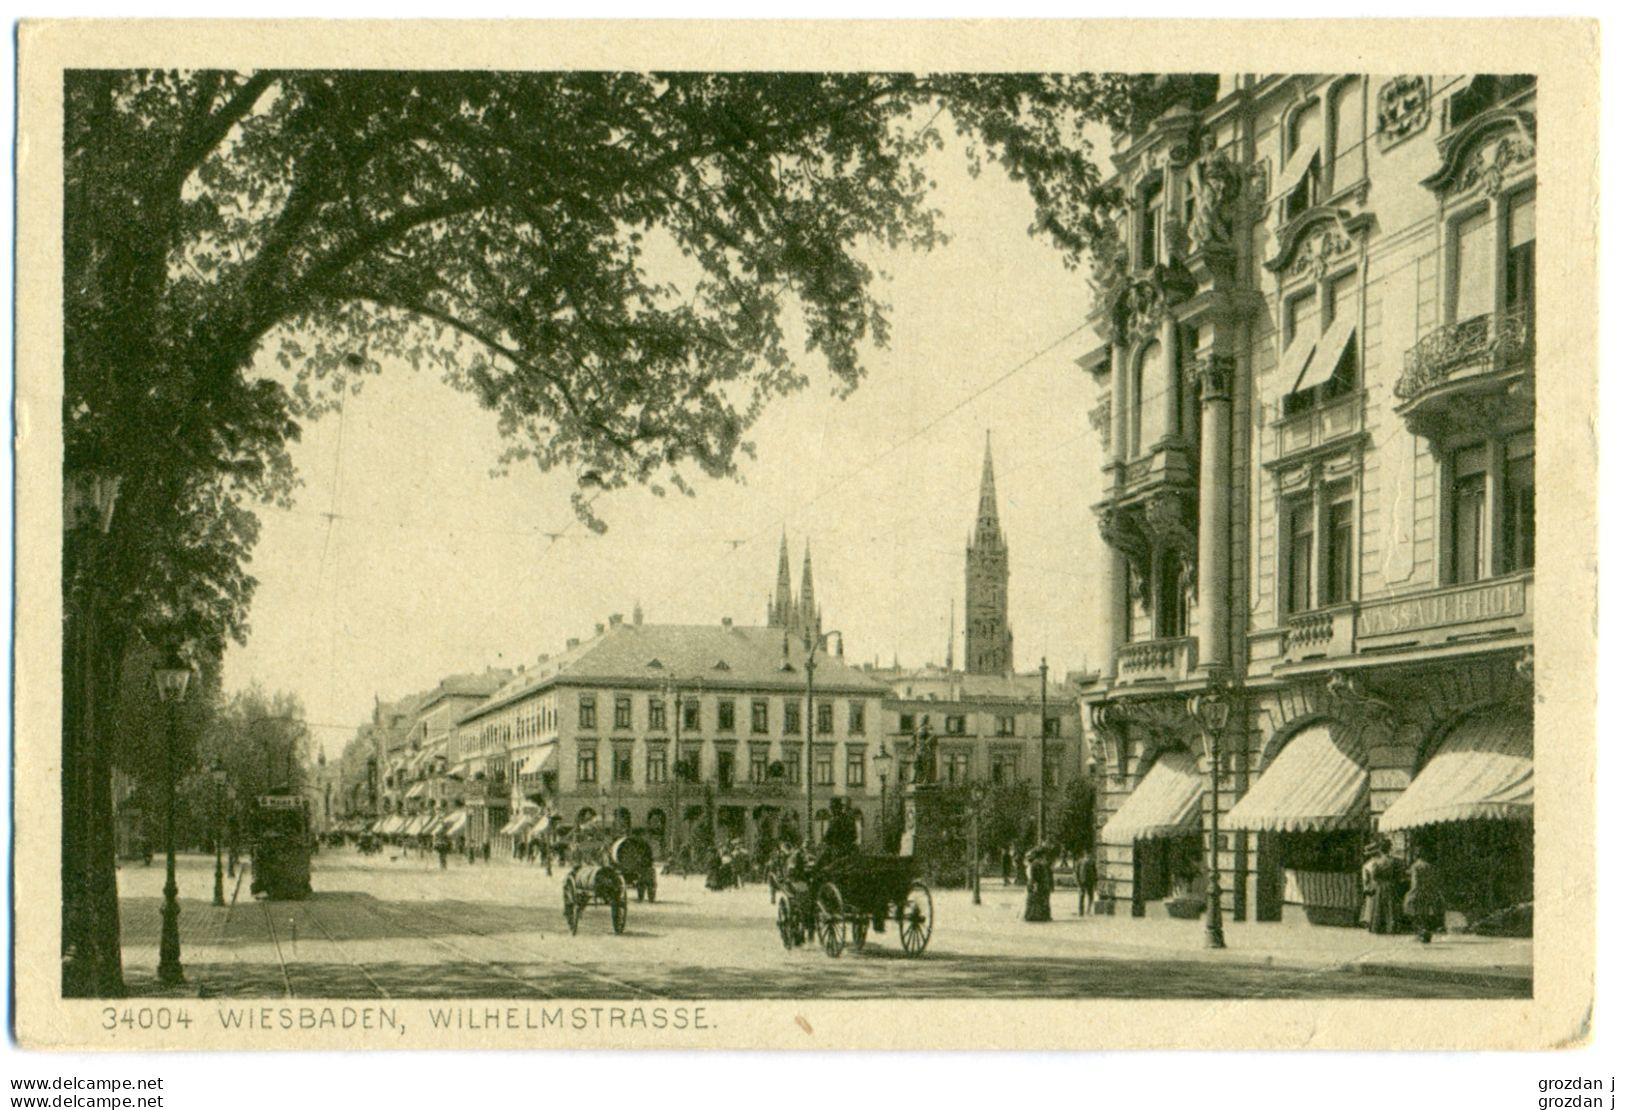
[965,434,1013,675]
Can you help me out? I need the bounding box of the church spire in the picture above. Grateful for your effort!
[798,541,818,639]
[772,530,793,628]
[975,430,1002,545]
[965,434,1013,675]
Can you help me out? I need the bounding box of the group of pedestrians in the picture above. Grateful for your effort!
[997,841,1099,924]
[1362,837,1445,943]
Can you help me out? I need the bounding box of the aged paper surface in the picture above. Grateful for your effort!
[14,18,1597,1051]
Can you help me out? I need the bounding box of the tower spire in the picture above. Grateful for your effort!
[965,434,1013,675]
[976,430,1001,542]
[798,541,819,641]
[772,530,793,628]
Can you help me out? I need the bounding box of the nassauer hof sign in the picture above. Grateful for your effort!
[1356,578,1528,640]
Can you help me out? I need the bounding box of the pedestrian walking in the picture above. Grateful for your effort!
[1001,845,1013,886]
[1363,838,1404,934]
[436,835,450,869]
[1405,852,1446,944]
[1023,842,1054,922]
[482,841,491,864]
[1075,850,1098,916]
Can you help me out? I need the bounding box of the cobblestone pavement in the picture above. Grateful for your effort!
[117,851,1531,1000]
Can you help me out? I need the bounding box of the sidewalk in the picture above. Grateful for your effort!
[949,882,1532,988]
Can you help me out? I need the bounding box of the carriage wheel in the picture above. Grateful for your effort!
[815,882,847,958]
[562,877,580,935]
[776,895,799,950]
[849,917,868,951]
[899,882,934,956]
[611,892,628,935]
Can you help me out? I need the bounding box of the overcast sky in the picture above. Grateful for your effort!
[220,137,1109,757]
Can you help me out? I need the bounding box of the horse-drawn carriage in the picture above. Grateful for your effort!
[775,852,933,958]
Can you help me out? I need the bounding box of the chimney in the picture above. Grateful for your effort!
[721,616,733,628]
[609,612,623,627]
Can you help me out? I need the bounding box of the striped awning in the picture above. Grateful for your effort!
[1098,749,1203,843]
[526,815,554,841]
[520,743,559,777]
[500,813,534,837]
[405,782,427,799]
[441,811,469,836]
[1223,723,1368,833]
[1379,707,1533,832]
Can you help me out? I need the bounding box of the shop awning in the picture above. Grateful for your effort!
[501,813,535,837]
[405,782,427,799]
[441,811,469,836]
[520,744,559,777]
[1294,312,1357,395]
[1098,748,1203,843]
[1379,707,1533,832]
[1223,723,1368,833]
[380,816,404,834]
[527,816,554,841]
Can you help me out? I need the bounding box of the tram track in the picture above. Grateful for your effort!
[258,899,295,998]
[355,898,564,999]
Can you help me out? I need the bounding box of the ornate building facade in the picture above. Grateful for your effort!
[1079,74,1535,930]
[965,436,1014,675]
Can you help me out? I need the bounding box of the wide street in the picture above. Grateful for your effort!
[112,848,1531,1000]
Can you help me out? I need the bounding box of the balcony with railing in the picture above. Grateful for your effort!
[1282,603,1358,664]
[1115,636,1198,684]
[1396,306,1534,441]
[1121,439,1195,499]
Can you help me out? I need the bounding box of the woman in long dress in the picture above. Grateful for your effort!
[1023,843,1054,922]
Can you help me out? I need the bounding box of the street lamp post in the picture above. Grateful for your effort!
[873,742,892,852]
[1188,681,1233,950]
[803,631,843,844]
[153,647,194,987]
[211,761,227,907]
[1038,657,1049,843]
[970,781,988,906]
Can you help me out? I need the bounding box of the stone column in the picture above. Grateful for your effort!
[1101,344,1132,681]
[1162,313,1183,443]
[1195,352,1234,673]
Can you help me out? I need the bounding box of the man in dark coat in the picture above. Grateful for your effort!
[1075,850,1098,916]
[823,797,859,858]
[1405,852,1446,943]
[1023,842,1054,922]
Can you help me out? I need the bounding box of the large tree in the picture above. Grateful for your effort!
[62,69,1197,994]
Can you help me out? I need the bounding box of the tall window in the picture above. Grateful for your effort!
[577,750,597,784]
[1506,190,1535,313]
[1503,433,1535,573]
[613,696,632,730]
[1451,207,1497,324]
[678,749,701,783]
[1285,100,1323,220]
[1324,493,1356,605]
[612,749,633,784]
[716,699,735,732]
[815,751,834,786]
[1284,269,1359,416]
[647,697,666,732]
[750,749,769,783]
[994,715,1015,737]
[716,751,735,789]
[681,699,700,733]
[782,746,802,784]
[945,715,966,736]
[751,699,769,734]
[943,751,970,784]
[1154,550,1187,638]
[898,712,916,735]
[1286,499,1316,614]
[817,702,834,735]
[1043,753,1063,788]
[848,702,866,735]
[1140,177,1164,267]
[1327,78,1363,194]
[646,747,668,784]
[1450,444,1489,584]
[991,752,1020,786]
[1043,715,1062,739]
[1131,341,1164,456]
[578,695,597,730]
[846,749,866,787]
[784,701,801,736]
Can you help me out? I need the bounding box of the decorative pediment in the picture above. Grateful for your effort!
[1264,207,1375,278]
[1422,109,1535,198]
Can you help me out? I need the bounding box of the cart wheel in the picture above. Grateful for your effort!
[899,881,934,956]
[611,893,628,935]
[562,877,580,935]
[776,894,798,950]
[815,882,846,958]
[849,917,868,951]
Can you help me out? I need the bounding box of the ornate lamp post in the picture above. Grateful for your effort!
[873,742,892,852]
[803,630,843,842]
[1187,680,1233,950]
[152,646,194,986]
[969,780,988,906]
[211,760,227,907]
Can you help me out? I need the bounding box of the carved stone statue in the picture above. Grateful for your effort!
[1190,151,1241,252]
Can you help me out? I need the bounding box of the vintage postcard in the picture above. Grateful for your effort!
[13,18,1598,1051]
